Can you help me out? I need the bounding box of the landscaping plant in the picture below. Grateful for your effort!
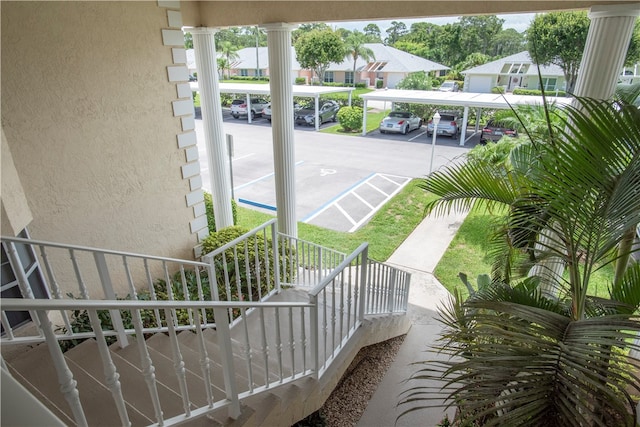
[401,92,640,426]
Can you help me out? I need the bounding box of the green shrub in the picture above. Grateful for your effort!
[354,82,367,89]
[220,93,233,107]
[295,77,306,85]
[320,93,363,108]
[204,191,237,232]
[337,106,364,132]
[202,226,296,302]
[375,79,384,89]
[491,86,505,94]
[513,88,567,97]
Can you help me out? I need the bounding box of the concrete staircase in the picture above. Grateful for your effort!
[3,288,410,426]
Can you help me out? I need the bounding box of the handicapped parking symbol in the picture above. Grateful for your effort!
[320,168,336,177]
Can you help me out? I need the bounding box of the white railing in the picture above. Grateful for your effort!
[365,260,411,314]
[277,233,347,287]
[1,298,314,426]
[0,222,410,426]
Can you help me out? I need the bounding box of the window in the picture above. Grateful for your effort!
[324,71,334,83]
[345,71,354,84]
[502,63,531,74]
[542,78,557,90]
[240,69,248,77]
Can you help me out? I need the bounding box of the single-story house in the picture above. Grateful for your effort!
[461,51,566,93]
[205,44,449,88]
[319,43,449,89]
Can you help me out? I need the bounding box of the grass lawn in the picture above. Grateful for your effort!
[321,109,390,136]
[236,179,434,262]
[434,205,615,299]
[236,181,614,300]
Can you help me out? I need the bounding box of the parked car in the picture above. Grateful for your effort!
[294,100,340,126]
[230,98,270,119]
[426,112,461,139]
[438,81,459,92]
[379,111,423,135]
[262,102,301,122]
[480,119,518,143]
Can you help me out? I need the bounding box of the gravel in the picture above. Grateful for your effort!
[299,334,407,427]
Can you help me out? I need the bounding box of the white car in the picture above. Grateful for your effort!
[379,111,423,135]
[230,98,270,120]
[438,81,460,92]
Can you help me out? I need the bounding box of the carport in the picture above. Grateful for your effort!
[194,82,355,131]
[360,90,573,145]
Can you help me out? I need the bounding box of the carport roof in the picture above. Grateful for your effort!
[190,82,356,97]
[360,89,572,109]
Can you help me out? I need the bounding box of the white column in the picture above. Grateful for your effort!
[263,23,298,237]
[459,105,469,146]
[191,28,234,231]
[361,99,368,136]
[573,3,640,100]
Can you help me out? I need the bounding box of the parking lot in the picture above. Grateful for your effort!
[196,112,477,232]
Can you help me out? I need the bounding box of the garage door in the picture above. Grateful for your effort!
[467,76,494,93]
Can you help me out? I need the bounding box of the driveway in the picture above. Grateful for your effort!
[195,118,477,232]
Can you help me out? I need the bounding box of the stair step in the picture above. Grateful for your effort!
[178,329,281,391]
[112,335,215,408]
[6,342,152,426]
[65,339,187,423]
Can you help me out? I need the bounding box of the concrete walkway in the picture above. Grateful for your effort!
[357,210,468,427]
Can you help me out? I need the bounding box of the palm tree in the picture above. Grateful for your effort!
[218,41,239,80]
[400,95,640,426]
[343,31,374,88]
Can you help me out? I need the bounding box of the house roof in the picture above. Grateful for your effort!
[328,43,449,73]
[193,43,449,74]
[461,51,565,77]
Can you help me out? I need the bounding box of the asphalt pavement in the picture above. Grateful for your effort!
[195,113,478,232]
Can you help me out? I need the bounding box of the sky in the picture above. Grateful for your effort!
[329,13,536,35]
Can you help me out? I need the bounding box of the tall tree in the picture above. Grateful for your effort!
[363,23,382,43]
[490,28,526,57]
[294,29,344,84]
[458,16,504,56]
[527,11,590,93]
[385,21,408,45]
[217,41,239,79]
[457,52,491,72]
[292,23,331,43]
[343,31,375,87]
[625,18,640,66]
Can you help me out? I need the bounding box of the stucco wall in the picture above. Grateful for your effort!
[1,3,199,272]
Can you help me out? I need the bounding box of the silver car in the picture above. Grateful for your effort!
[427,112,461,139]
[379,111,423,135]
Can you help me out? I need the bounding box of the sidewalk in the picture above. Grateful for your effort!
[357,210,468,427]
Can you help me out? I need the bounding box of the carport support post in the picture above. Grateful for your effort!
[314,96,320,132]
[191,27,234,230]
[459,106,469,146]
[573,3,640,100]
[361,99,368,136]
[263,23,298,237]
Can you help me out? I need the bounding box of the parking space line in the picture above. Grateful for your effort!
[301,172,377,222]
[234,160,304,191]
[408,130,427,142]
[335,203,357,226]
[365,181,390,197]
[232,153,255,162]
[352,191,375,209]
[348,177,411,232]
